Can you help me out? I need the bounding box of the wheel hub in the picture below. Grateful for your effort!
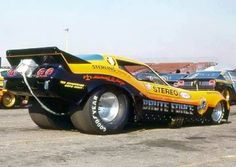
[211,103,224,123]
[98,92,119,123]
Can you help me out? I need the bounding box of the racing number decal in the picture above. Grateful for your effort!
[107,57,116,66]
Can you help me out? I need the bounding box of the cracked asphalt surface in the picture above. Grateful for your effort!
[1,106,236,167]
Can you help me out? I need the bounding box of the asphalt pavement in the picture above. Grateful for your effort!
[0,106,236,167]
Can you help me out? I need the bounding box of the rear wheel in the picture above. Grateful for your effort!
[28,98,73,130]
[1,92,16,108]
[71,88,130,134]
[211,102,225,124]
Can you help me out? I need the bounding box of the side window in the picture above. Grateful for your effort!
[117,60,167,85]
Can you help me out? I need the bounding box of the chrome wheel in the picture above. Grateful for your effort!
[98,92,119,123]
[211,102,224,123]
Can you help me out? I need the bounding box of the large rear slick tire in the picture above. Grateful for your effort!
[28,98,73,130]
[71,88,129,135]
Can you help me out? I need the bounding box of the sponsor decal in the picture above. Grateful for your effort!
[145,83,152,90]
[92,65,116,72]
[83,74,125,85]
[91,95,107,132]
[153,86,179,96]
[142,99,194,115]
[60,80,85,89]
[143,99,169,112]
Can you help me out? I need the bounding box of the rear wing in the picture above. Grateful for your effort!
[6,47,90,72]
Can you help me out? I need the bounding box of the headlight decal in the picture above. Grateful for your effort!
[197,99,207,111]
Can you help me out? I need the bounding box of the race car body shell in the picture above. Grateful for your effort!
[5,47,229,120]
[67,55,227,114]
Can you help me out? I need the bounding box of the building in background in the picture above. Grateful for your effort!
[147,62,217,74]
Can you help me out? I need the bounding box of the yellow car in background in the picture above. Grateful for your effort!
[4,47,230,134]
[0,69,27,108]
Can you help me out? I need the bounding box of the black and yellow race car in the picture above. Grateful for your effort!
[177,71,236,103]
[4,47,230,134]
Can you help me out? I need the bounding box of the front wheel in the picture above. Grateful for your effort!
[211,102,225,124]
[71,88,130,134]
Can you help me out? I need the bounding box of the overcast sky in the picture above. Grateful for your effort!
[0,0,236,68]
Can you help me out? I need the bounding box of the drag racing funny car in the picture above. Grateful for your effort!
[4,47,230,134]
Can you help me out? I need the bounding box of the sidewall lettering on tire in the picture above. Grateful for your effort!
[91,95,107,132]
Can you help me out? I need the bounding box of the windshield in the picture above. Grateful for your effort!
[117,60,167,85]
[186,71,221,79]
